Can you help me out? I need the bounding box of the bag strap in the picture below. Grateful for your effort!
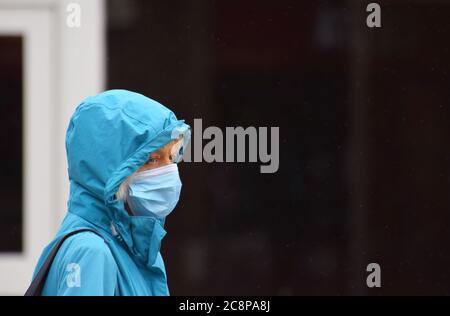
[24,228,105,296]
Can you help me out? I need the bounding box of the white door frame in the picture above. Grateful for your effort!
[0,0,105,295]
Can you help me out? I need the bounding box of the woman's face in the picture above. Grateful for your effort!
[123,139,182,215]
[137,140,180,172]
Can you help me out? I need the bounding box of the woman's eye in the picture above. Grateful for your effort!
[147,158,158,164]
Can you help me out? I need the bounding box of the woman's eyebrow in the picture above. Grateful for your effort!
[149,152,161,158]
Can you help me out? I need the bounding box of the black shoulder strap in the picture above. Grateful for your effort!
[24,228,105,296]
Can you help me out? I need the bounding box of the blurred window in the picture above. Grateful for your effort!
[0,36,23,253]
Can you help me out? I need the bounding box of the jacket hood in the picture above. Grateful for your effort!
[65,89,190,267]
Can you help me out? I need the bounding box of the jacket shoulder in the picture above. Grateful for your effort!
[61,231,114,258]
[45,231,119,295]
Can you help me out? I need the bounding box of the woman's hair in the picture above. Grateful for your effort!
[115,137,184,201]
[116,173,135,201]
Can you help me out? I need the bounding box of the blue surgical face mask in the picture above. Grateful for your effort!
[126,163,182,218]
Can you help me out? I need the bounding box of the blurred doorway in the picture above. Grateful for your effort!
[0,0,104,294]
[0,6,55,295]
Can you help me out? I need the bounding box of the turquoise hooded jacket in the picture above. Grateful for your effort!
[30,89,191,296]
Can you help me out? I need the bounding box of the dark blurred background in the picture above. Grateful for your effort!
[0,36,23,253]
[106,0,450,295]
[2,0,450,295]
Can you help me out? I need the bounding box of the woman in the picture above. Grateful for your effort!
[28,89,191,295]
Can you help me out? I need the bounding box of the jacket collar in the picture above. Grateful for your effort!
[68,181,166,268]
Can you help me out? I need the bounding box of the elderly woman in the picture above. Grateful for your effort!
[26,89,191,296]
